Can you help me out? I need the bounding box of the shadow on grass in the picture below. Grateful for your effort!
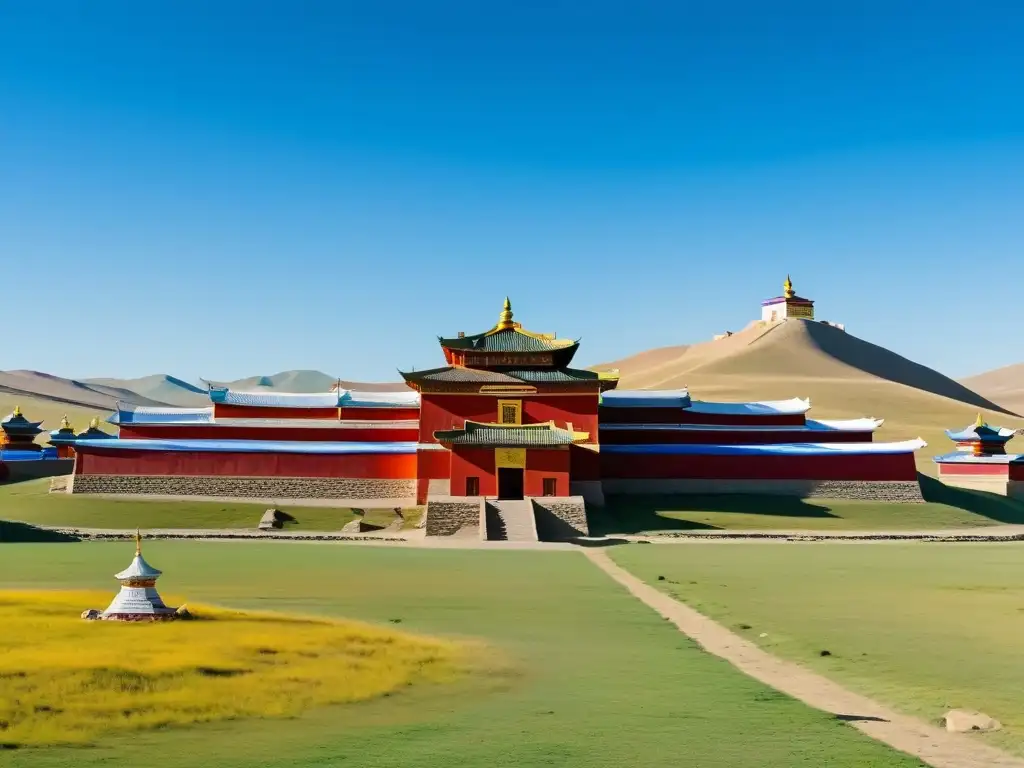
[919,474,1024,525]
[568,537,631,548]
[589,494,838,536]
[0,520,81,543]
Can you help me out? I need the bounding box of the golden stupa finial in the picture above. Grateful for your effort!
[89,417,100,429]
[497,296,514,329]
[783,274,794,299]
[975,412,986,429]
[135,528,142,556]
[60,414,72,431]
[12,405,21,417]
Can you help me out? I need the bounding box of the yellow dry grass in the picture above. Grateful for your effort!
[0,590,462,747]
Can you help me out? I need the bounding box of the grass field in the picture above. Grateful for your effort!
[590,477,1024,533]
[610,541,1024,756]
[0,542,923,767]
[0,479,419,533]
[0,590,458,747]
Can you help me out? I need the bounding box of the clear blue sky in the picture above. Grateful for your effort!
[2,1,1022,383]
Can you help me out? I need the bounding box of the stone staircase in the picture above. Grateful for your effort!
[485,500,538,542]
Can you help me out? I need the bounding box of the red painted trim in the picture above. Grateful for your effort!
[937,462,1011,477]
[118,425,419,442]
[599,407,807,426]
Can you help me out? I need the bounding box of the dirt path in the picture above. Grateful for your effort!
[583,548,1024,768]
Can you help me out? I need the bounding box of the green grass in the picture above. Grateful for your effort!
[0,479,419,532]
[0,542,923,767]
[610,541,1024,756]
[590,478,1024,534]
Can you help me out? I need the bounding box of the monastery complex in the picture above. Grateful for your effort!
[20,278,935,537]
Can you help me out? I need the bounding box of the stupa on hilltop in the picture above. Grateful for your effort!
[92,531,178,621]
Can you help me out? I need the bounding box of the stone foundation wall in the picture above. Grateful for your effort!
[427,478,451,495]
[531,496,589,539]
[602,478,924,503]
[69,474,416,501]
[424,496,483,536]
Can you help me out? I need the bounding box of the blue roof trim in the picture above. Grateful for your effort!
[944,426,1017,441]
[111,407,215,425]
[71,438,419,455]
[602,439,926,456]
[601,390,691,408]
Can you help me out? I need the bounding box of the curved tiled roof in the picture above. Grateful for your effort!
[686,397,811,416]
[111,406,215,425]
[434,421,579,447]
[401,366,602,384]
[440,327,578,353]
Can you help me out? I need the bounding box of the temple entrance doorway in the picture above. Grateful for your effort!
[497,468,524,500]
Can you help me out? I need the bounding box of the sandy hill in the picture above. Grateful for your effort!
[0,370,167,412]
[959,363,1024,417]
[203,370,408,393]
[82,374,209,408]
[597,319,1024,475]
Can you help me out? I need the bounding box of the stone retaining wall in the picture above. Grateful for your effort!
[425,497,483,536]
[602,479,924,502]
[531,496,589,539]
[69,474,416,501]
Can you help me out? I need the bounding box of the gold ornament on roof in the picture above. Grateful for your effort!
[89,417,100,429]
[12,405,21,417]
[783,275,795,299]
[497,297,515,329]
[975,413,986,429]
[135,528,142,556]
[60,414,72,431]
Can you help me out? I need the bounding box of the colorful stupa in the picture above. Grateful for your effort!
[0,406,43,452]
[100,531,177,621]
[933,414,1023,498]
[76,417,111,441]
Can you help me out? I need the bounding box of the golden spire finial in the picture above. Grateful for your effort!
[89,417,99,429]
[12,405,21,417]
[497,296,514,329]
[783,274,794,299]
[60,414,72,431]
[975,412,986,429]
[135,528,142,556]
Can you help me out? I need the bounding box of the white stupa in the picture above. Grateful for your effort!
[100,530,177,621]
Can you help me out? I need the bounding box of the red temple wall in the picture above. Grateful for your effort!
[448,448,570,497]
[598,429,873,445]
[118,425,419,442]
[415,448,452,503]
[598,407,807,426]
[74,448,416,479]
[600,452,918,481]
[212,404,418,421]
[419,394,598,443]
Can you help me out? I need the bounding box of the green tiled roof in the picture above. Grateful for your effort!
[400,366,602,384]
[440,328,578,354]
[434,421,577,447]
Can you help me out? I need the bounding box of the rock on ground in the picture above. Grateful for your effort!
[944,710,1002,733]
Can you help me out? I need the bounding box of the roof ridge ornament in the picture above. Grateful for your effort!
[135,528,142,556]
[783,274,795,299]
[975,412,986,429]
[497,296,515,329]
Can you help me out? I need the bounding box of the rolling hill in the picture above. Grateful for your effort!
[596,319,1024,475]
[959,363,1024,417]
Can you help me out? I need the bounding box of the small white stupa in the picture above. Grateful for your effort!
[99,530,177,621]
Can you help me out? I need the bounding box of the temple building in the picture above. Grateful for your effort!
[65,298,927,530]
[761,275,815,323]
[49,415,77,458]
[1,406,43,454]
[99,531,177,621]
[933,415,1023,498]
